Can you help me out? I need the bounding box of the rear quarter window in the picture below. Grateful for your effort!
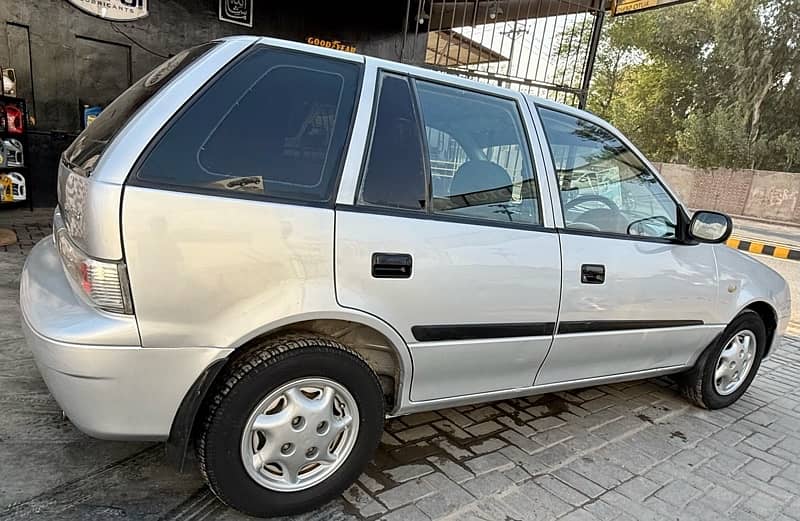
[134,45,362,205]
[64,42,217,176]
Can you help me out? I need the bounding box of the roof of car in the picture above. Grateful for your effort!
[217,35,592,122]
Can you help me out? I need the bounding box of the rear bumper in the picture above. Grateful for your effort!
[20,237,231,440]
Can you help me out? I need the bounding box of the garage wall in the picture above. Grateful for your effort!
[0,0,421,206]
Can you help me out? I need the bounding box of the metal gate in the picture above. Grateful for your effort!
[401,0,606,107]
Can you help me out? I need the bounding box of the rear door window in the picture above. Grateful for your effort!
[357,75,541,225]
[135,46,361,205]
[416,81,541,226]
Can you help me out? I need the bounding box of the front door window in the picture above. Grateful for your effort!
[538,108,678,239]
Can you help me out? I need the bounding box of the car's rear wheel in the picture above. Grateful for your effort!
[196,334,384,517]
[680,310,766,409]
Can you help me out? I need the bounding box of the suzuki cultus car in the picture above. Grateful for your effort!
[20,37,790,517]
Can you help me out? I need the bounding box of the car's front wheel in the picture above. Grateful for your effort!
[680,310,766,409]
[196,334,385,517]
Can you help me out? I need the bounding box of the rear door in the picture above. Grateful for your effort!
[335,69,561,402]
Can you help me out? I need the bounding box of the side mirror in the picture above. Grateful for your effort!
[689,211,732,244]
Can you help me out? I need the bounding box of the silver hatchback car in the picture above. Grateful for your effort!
[20,36,791,517]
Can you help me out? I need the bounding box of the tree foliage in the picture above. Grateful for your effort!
[577,0,800,172]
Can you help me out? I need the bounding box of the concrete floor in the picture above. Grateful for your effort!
[1,209,799,521]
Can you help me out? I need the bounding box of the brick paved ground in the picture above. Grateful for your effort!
[1,209,799,521]
[0,208,52,254]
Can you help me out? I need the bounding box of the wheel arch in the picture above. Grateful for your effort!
[229,310,413,409]
[235,315,411,410]
[166,311,412,470]
[741,300,778,357]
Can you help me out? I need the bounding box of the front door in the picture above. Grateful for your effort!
[533,106,724,385]
[336,72,561,402]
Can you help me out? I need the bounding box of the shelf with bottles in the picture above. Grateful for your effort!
[0,95,29,205]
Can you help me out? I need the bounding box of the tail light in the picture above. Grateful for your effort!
[55,226,133,314]
[5,104,23,134]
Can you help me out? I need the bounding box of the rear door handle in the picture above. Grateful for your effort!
[372,253,412,278]
[581,264,605,284]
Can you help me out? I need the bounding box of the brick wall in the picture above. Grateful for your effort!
[654,163,800,225]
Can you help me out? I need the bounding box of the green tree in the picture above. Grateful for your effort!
[565,0,800,172]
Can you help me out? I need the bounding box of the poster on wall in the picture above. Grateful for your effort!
[66,0,149,21]
[219,0,253,28]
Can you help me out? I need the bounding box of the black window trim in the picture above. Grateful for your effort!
[409,78,433,213]
[352,68,552,234]
[353,70,387,210]
[535,103,694,246]
[126,42,364,210]
[356,71,429,213]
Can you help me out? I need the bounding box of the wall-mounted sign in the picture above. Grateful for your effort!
[66,0,149,21]
[306,37,357,53]
[219,0,253,28]
[612,0,695,16]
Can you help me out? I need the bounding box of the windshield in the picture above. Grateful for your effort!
[63,42,218,176]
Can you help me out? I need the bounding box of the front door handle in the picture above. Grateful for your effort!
[581,264,605,284]
[372,253,412,278]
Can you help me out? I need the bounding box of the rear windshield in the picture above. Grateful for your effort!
[63,42,218,176]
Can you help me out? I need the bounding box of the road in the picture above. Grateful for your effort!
[731,217,800,329]
[733,216,800,249]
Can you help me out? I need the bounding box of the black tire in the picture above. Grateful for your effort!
[680,310,766,409]
[196,334,385,518]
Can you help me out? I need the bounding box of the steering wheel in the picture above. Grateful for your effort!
[562,194,621,212]
[563,194,625,233]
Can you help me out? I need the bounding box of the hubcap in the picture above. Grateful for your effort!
[714,330,756,396]
[240,377,359,492]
